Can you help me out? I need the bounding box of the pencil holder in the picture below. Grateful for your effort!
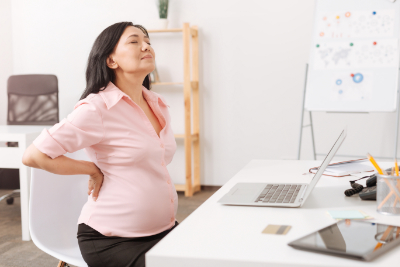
[376,174,400,216]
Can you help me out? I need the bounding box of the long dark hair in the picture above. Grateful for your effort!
[79,22,151,101]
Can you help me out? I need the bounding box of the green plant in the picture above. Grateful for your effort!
[157,0,169,19]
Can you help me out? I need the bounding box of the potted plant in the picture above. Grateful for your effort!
[157,0,169,29]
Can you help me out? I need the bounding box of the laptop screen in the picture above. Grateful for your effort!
[300,128,347,205]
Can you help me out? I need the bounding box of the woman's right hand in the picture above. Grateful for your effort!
[88,162,104,202]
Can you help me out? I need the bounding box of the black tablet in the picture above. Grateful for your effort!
[288,220,400,261]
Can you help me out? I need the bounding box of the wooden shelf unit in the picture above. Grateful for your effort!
[149,23,200,197]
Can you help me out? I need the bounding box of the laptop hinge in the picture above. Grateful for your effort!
[299,185,307,202]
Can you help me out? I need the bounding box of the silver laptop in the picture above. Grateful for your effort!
[218,128,347,207]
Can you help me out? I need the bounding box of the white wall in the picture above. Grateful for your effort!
[0,0,13,125]
[7,0,398,185]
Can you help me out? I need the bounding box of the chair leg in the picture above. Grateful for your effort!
[57,261,67,267]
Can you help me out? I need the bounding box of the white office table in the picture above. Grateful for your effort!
[147,160,400,267]
[0,125,45,241]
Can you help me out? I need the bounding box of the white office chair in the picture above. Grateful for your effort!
[29,149,89,267]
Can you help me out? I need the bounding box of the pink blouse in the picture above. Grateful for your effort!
[32,81,178,237]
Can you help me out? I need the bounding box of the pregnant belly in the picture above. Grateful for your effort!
[87,175,174,236]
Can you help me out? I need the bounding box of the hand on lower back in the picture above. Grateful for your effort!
[88,163,104,201]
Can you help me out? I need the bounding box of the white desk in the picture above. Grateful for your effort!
[0,125,45,241]
[147,160,400,267]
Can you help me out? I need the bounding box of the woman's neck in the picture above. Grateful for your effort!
[114,73,146,105]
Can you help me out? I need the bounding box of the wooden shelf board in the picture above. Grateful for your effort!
[174,184,201,193]
[174,134,199,141]
[174,184,186,191]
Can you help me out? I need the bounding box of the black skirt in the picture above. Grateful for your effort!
[77,221,179,267]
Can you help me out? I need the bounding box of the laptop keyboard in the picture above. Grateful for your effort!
[254,184,302,203]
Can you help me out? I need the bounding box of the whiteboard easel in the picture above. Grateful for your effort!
[298,65,400,160]
[298,0,400,159]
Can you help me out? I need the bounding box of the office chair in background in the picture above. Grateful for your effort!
[0,74,59,205]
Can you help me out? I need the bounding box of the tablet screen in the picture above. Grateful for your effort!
[289,220,400,260]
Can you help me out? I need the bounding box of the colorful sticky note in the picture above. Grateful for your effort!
[328,210,366,219]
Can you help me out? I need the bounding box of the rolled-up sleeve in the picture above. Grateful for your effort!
[33,101,104,159]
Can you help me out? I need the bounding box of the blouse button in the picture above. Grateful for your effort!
[170,217,174,222]
[161,162,165,166]
[160,143,164,148]
[167,180,171,184]
[171,199,173,203]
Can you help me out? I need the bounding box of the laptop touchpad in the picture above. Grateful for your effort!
[232,188,258,196]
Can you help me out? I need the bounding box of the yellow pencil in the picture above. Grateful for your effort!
[367,153,385,175]
[395,159,400,207]
[374,226,394,252]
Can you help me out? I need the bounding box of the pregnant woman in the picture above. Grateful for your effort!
[22,22,179,267]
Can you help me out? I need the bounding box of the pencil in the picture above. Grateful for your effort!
[373,243,382,251]
[373,226,394,252]
[378,183,400,208]
[367,153,386,175]
[394,159,399,207]
[378,191,394,209]
[368,153,400,208]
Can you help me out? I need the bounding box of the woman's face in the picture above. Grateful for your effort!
[107,26,155,76]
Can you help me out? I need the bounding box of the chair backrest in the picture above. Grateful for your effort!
[7,74,59,125]
[29,149,89,267]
